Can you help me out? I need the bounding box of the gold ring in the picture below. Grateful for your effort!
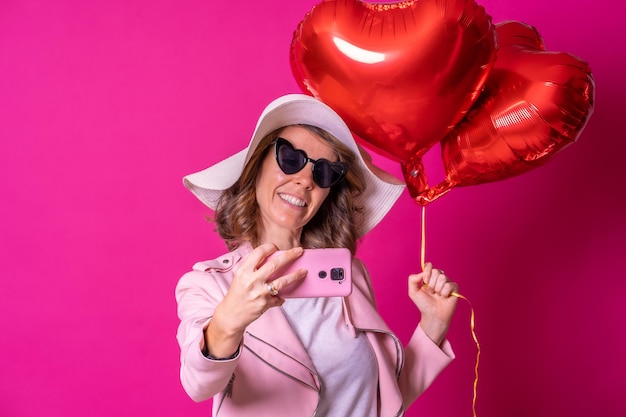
[266,282,279,296]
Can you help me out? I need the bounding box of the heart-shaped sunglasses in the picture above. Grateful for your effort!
[274,137,348,188]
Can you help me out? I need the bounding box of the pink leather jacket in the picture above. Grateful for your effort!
[175,244,454,416]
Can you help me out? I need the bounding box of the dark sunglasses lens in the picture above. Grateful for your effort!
[276,138,347,188]
[276,141,306,174]
[313,161,346,188]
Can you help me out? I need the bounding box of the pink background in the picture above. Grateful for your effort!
[1,0,624,416]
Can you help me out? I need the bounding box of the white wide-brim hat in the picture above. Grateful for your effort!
[183,94,405,237]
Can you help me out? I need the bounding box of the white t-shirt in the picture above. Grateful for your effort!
[282,297,378,417]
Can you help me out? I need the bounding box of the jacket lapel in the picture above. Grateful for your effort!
[245,303,320,391]
[343,259,393,333]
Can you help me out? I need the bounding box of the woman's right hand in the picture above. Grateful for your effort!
[202,243,306,358]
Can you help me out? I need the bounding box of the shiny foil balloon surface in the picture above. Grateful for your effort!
[402,21,595,205]
[290,0,497,162]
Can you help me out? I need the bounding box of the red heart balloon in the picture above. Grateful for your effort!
[291,0,497,162]
[402,21,595,205]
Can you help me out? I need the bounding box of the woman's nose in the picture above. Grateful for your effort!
[292,164,315,188]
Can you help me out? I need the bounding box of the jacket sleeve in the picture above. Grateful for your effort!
[175,267,242,402]
[399,324,455,407]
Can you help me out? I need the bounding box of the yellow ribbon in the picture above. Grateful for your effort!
[420,205,480,417]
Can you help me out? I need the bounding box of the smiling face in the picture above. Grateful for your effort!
[255,125,338,247]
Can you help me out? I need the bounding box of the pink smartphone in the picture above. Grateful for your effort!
[266,248,352,298]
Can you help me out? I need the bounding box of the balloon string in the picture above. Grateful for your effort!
[420,205,480,417]
[420,205,426,271]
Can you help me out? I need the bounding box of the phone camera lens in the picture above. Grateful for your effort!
[318,271,327,279]
[330,268,344,281]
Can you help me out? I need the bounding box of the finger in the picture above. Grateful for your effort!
[258,292,285,314]
[432,270,447,293]
[240,243,279,272]
[408,273,424,287]
[408,273,424,295]
[266,297,285,309]
[268,268,308,295]
[254,281,286,312]
[422,262,433,285]
[256,246,304,278]
[441,281,459,298]
[265,281,280,296]
[264,296,286,312]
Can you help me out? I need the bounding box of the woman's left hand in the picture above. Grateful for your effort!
[408,262,459,346]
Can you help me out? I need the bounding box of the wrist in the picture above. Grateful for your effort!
[212,303,246,337]
[419,319,449,347]
[203,324,242,359]
[202,327,240,360]
[203,309,245,358]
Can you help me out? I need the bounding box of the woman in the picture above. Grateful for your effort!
[176,94,459,416]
